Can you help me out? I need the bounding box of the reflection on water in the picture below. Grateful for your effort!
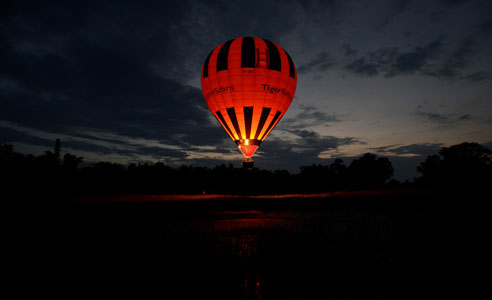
[16,199,437,299]
[182,209,402,299]
[194,210,291,299]
[211,212,271,299]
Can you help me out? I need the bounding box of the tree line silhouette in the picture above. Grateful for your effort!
[1,139,490,196]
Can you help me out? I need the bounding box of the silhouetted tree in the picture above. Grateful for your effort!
[297,159,349,191]
[416,154,442,184]
[0,144,14,169]
[35,151,61,171]
[54,138,61,162]
[5,139,491,197]
[329,158,348,188]
[63,153,83,171]
[417,142,491,187]
[299,164,332,192]
[347,153,394,188]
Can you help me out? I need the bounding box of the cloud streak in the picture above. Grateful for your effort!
[279,104,345,130]
[369,143,444,157]
[297,51,336,75]
[344,35,491,82]
[257,130,363,170]
[416,109,472,125]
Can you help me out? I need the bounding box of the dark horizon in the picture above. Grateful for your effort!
[3,139,491,198]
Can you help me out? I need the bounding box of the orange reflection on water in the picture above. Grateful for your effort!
[205,210,300,231]
[69,189,416,204]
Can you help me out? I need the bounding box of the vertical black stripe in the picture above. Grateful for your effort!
[241,37,256,68]
[261,110,282,139]
[202,51,212,79]
[263,39,281,71]
[244,107,254,139]
[216,39,233,72]
[284,49,296,78]
[216,111,234,139]
[254,107,272,140]
[226,107,241,139]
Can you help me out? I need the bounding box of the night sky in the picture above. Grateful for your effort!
[1,0,491,181]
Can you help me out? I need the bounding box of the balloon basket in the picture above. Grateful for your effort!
[242,158,254,169]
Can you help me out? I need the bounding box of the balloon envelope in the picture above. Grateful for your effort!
[200,37,297,162]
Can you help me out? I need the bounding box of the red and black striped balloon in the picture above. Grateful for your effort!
[201,37,297,161]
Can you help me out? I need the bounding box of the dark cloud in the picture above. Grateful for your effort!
[425,37,473,79]
[441,0,471,6]
[430,10,447,23]
[0,0,231,154]
[0,120,237,164]
[0,123,133,156]
[368,144,399,153]
[393,37,444,74]
[0,125,54,148]
[341,44,358,56]
[64,140,129,156]
[279,104,344,130]
[344,35,492,82]
[1,117,362,172]
[480,18,492,33]
[463,71,492,82]
[368,47,399,66]
[0,0,218,85]
[297,51,336,75]
[345,57,379,76]
[134,146,189,160]
[380,0,413,28]
[0,68,224,145]
[404,31,415,38]
[416,109,472,125]
[257,130,362,171]
[370,143,444,157]
[180,0,349,55]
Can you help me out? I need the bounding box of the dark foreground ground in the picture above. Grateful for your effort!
[9,190,484,299]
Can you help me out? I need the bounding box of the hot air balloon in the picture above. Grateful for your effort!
[200,37,297,167]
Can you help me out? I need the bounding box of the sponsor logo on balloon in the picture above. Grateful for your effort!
[206,84,292,100]
[206,86,234,98]
[261,84,292,98]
